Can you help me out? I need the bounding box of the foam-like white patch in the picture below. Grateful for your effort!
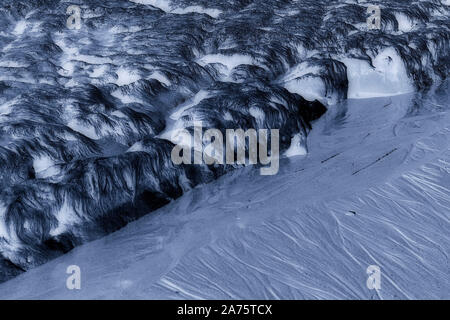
[111,110,127,119]
[129,0,172,11]
[0,75,36,84]
[59,61,75,76]
[64,78,78,88]
[130,0,221,18]
[197,54,255,71]
[341,47,415,99]
[38,165,60,179]
[127,141,145,152]
[172,6,222,18]
[54,38,78,56]
[67,119,100,140]
[0,61,29,68]
[111,89,146,104]
[49,198,80,237]
[54,36,112,81]
[0,99,16,117]
[249,107,265,123]
[197,54,259,81]
[13,20,27,35]
[89,65,108,78]
[395,13,416,32]
[283,76,326,102]
[169,90,210,120]
[33,155,55,174]
[115,67,141,86]
[281,62,327,102]
[284,133,307,157]
[75,55,112,65]
[149,71,171,86]
[282,63,322,82]
[223,112,233,121]
[0,204,9,240]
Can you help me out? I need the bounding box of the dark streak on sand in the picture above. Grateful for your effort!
[352,148,398,175]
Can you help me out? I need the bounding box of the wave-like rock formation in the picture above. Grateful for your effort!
[0,0,448,282]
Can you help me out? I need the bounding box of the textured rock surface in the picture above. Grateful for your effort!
[0,0,448,286]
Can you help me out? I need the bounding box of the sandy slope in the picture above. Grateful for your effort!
[0,82,449,299]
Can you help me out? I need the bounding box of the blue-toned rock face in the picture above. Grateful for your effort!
[0,0,448,282]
